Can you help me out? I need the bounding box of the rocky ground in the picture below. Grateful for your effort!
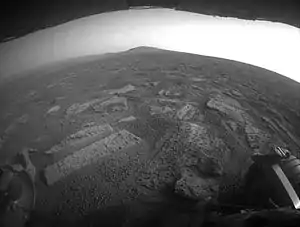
[0,47,300,226]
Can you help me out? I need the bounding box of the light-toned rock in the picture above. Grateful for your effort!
[119,116,136,122]
[107,84,136,95]
[206,94,245,123]
[158,90,165,96]
[190,78,206,82]
[46,105,61,114]
[44,129,141,185]
[45,124,114,154]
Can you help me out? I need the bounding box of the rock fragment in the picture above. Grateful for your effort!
[107,84,136,95]
[46,105,61,114]
[176,104,197,120]
[119,116,136,122]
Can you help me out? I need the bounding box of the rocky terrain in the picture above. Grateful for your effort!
[0,46,300,226]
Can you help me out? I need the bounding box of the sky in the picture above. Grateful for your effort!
[0,8,299,83]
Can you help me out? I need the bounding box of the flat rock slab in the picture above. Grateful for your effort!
[45,124,114,154]
[206,94,245,123]
[44,129,141,186]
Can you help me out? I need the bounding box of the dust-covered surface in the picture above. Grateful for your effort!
[0,47,300,226]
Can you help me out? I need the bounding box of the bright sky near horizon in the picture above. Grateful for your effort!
[0,8,299,83]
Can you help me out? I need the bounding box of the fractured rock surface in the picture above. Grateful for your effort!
[45,124,114,154]
[44,129,141,185]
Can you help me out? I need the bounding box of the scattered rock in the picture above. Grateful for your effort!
[119,116,137,122]
[107,84,136,95]
[46,105,61,114]
[174,168,219,200]
[44,129,141,185]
